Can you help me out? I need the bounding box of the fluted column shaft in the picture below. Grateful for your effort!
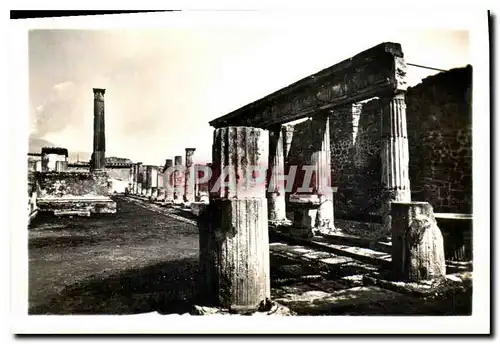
[184,148,196,203]
[310,113,334,230]
[267,125,288,223]
[381,92,412,231]
[173,156,184,203]
[164,159,174,202]
[199,126,270,312]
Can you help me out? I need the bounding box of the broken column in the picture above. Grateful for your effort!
[381,93,411,232]
[267,125,289,225]
[199,126,270,312]
[163,159,174,203]
[173,156,184,204]
[391,201,446,282]
[184,148,196,204]
[90,88,106,172]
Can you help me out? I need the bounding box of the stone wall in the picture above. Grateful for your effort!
[334,100,383,219]
[406,66,472,214]
[35,172,109,198]
[285,66,472,218]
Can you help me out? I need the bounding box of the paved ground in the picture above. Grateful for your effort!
[28,195,472,315]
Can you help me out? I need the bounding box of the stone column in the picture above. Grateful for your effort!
[173,156,184,203]
[267,125,289,224]
[144,166,152,197]
[91,88,106,172]
[156,167,165,201]
[150,166,158,200]
[140,164,147,196]
[391,202,445,282]
[310,112,335,232]
[381,93,411,232]
[135,163,141,195]
[199,126,270,312]
[184,148,196,203]
[164,159,174,203]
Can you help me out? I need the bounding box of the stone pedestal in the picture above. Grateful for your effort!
[267,125,289,224]
[288,194,321,238]
[184,148,196,203]
[157,187,165,201]
[381,93,411,232]
[173,155,184,204]
[391,202,446,282]
[199,126,270,312]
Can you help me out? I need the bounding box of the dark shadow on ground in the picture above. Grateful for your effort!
[29,257,199,315]
[29,235,102,249]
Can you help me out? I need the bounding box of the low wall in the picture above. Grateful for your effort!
[35,171,109,198]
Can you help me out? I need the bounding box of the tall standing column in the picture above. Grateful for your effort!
[310,112,335,231]
[136,163,143,195]
[267,125,289,224]
[184,148,196,203]
[199,126,270,312]
[163,159,174,203]
[91,88,106,172]
[150,166,158,200]
[145,166,153,197]
[173,155,184,203]
[381,92,411,232]
[157,166,165,201]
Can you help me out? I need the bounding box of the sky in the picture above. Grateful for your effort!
[29,24,470,165]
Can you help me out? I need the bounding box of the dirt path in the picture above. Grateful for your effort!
[28,196,199,314]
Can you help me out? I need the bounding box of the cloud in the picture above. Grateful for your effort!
[52,80,75,92]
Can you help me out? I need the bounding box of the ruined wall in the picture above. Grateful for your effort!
[406,66,472,213]
[36,172,109,198]
[67,165,90,173]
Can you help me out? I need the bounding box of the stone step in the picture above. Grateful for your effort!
[273,286,404,315]
[317,231,392,254]
[271,228,392,268]
[271,227,473,273]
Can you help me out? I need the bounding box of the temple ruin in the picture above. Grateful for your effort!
[28,88,117,219]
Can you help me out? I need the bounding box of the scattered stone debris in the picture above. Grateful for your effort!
[190,301,295,316]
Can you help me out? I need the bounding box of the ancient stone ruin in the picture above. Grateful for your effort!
[27,40,473,317]
[28,88,117,218]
